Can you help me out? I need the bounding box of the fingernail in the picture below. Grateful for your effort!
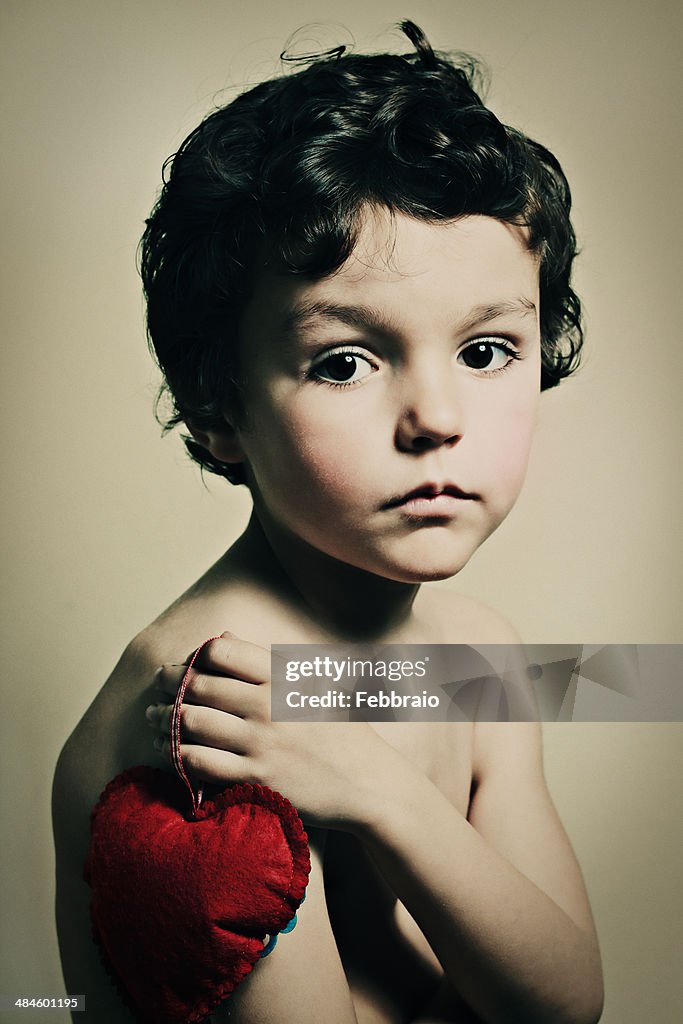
[153,736,164,751]
[145,704,157,721]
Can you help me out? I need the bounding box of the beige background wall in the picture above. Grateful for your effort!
[1,1,681,1020]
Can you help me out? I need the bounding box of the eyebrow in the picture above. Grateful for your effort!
[279,296,538,339]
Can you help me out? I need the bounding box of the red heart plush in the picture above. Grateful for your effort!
[85,767,310,1023]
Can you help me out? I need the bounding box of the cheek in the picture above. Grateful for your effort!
[470,389,539,505]
[241,392,376,510]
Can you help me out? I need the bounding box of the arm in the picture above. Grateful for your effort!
[54,639,359,1024]
[52,639,161,1022]
[151,635,603,1024]
[53,742,137,1023]
[355,720,603,1024]
[211,829,358,1024]
[54,752,357,1024]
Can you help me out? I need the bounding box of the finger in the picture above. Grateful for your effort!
[154,665,266,719]
[153,634,271,694]
[197,634,271,685]
[153,662,248,704]
[146,702,253,754]
[181,671,266,717]
[153,663,187,699]
[145,701,172,734]
[179,704,255,753]
[154,738,257,787]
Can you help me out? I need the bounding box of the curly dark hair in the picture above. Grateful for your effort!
[141,20,583,485]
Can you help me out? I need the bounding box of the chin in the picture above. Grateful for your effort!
[385,563,469,584]
[369,531,485,584]
[370,550,478,585]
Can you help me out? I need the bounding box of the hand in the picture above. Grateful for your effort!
[145,632,389,829]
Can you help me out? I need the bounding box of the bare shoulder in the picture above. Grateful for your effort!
[52,550,266,841]
[53,634,158,851]
[53,570,245,819]
[414,586,542,784]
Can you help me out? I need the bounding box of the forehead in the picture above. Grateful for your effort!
[343,208,536,285]
[241,211,539,343]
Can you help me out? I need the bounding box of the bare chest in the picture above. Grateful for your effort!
[324,722,474,1023]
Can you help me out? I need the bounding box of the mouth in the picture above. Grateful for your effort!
[382,483,480,515]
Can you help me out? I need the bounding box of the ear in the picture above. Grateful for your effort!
[184,416,244,465]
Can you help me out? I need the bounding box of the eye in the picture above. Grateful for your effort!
[458,339,518,373]
[310,348,377,386]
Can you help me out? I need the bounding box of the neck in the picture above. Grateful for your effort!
[231,511,420,641]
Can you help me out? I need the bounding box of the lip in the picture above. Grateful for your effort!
[382,483,480,515]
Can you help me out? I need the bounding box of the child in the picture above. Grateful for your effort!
[53,21,603,1023]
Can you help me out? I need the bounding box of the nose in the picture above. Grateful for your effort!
[395,367,463,453]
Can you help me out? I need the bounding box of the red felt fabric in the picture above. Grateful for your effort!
[85,767,310,1023]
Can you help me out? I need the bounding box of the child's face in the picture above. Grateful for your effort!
[223,211,540,583]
